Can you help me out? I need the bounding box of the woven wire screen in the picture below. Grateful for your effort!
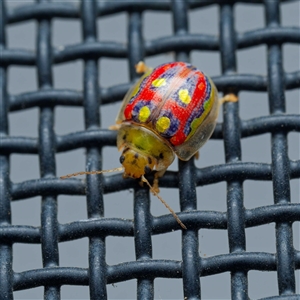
[0,0,300,299]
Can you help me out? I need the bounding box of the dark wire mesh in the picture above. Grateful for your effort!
[0,0,299,299]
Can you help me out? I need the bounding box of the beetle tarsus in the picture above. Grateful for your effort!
[109,124,121,131]
[135,61,152,74]
[219,93,239,105]
[152,172,160,194]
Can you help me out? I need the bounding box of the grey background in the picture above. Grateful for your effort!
[5,0,299,299]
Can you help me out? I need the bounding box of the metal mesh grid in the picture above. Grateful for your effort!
[0,0,299,299]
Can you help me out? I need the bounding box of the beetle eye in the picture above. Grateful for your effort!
[144,165,151,174]
[119,155,125,164]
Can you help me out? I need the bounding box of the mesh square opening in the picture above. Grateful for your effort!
[244,181,274,209]
[97,12,126,43]
[144,11,172,40]
[13,243,42,272]
[246,224,276,253]
[10,153,39,182]
[154,278,183,300]
[59,238,89,268]
[106,236,135,266]
[201,272,230,299]
[11,197,40,226]
[196,182,227,212]
[199,228,229,257]
[190,5,219,35]
[248,270,278,299]
[14,287,43,300]
[61,285,89,300]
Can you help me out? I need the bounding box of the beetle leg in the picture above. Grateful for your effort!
[139,179,144,188]
[219,93,238,105]
[109,124,121,130]
[194,151,200,160]
[139,174,160,193]
[135,61,152,74]
[153,175,160,194]
[152,169,167,194]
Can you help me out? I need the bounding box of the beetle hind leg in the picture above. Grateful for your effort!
[135,61,152,74]
[219,93,238,105]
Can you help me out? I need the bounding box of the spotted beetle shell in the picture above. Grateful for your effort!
[116,62,219,161]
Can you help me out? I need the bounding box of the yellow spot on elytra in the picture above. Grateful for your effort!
[152,78,166,87]
[131,84,140,98]
[190,117,200,132]
[178,89,191,104]
[156,116,171,133]
[204,99,210,110]
[138,106,151,122]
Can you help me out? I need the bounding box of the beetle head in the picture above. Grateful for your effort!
[119,147,155,179]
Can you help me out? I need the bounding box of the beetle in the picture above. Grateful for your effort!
[61,61,238,229]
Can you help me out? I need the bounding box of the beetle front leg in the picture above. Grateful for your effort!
[108,124,121,130]
[152,169,167,194]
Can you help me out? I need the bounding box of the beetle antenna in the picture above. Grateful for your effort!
[60,167,124,179]
[141,175,187,230]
